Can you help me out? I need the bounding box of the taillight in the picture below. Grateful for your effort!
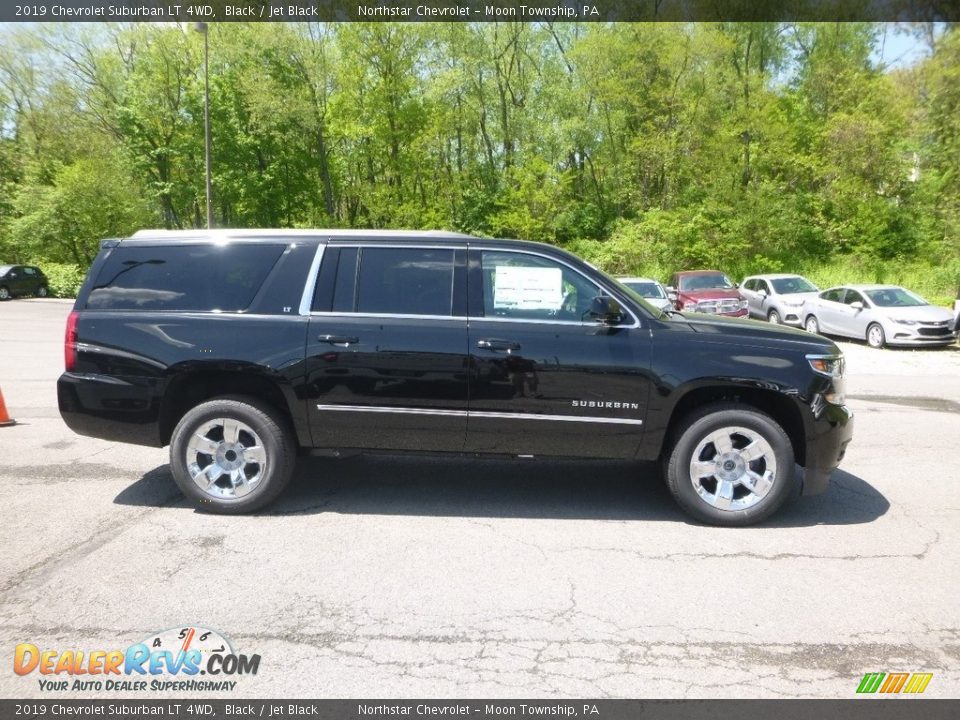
[64,311,79,371]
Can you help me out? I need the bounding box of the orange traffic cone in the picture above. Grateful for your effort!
[0,386,15,427]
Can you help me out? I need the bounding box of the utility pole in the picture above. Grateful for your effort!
[194,22,213,229]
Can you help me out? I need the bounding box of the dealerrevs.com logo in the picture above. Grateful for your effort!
[13,626,260,692]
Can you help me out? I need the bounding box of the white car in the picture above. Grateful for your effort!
[616,277,673,312]
[802,284,957,348]
[740,274,820,326]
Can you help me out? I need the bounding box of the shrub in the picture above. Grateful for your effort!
[34,262,85,298]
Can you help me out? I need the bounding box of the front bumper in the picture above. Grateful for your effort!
[802,402,854,495]
[885,328,957,346]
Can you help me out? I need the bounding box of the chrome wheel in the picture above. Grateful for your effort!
[689,426,777,511]
[768,310,781,324]
[804,315,819,334]
[37,286,48,297]
[0,287,9,300]
[185,418,267,500]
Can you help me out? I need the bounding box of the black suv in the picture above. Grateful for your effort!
[58,230,853,525]
[0,264,49,300]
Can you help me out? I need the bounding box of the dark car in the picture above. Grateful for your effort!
[0,264,49,300]
[57,230,853,526]
[668,270,748,318]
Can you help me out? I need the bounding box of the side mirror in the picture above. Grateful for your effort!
[758,288,767,297]
[850,301,864,311]
[589,296,623,325]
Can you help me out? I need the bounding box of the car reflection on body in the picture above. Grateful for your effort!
[802,284,958,348]
[616,277,673,312]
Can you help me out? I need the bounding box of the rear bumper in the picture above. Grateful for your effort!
[58,372,162,447]
[802,403,854,495]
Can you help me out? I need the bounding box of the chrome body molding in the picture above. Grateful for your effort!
[315,404,644,426]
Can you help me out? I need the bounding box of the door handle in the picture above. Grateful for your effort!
[477,338,521,352]
[318,335,359,346]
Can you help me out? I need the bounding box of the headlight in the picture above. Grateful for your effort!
[893,318,917,326]
[782,299,804,307]
[807,354,844,378]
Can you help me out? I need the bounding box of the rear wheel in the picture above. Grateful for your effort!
[36,285,48,297]
[169,396,295,514]
[664,403,797,526]
[867,323,886,349]
[804,315,820,334]
[767,309,781,324]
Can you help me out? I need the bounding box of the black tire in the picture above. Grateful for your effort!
[169,395,296,514]
[37,285,48,297]
[664,402,797,526]
[767,309,781,324]
[0,286,9,300]
[866,323,886,349]
[804,315,819,335]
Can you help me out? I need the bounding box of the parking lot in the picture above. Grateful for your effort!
[1,298,958,698]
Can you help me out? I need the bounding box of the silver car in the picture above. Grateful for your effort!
[617,277,673,312]
[802,284,958,348]
[740,274,819,326]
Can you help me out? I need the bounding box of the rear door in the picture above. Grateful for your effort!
[816,289,846,333]
[741,279,759,317]
[838,289,870,338]
[464,248,650,459]
[305,243,470,452]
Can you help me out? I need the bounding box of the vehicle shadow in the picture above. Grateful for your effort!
[115,455,889,527]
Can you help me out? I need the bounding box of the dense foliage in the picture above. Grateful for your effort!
[0,22,958,302]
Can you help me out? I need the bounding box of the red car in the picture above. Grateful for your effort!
[668,270,748,318]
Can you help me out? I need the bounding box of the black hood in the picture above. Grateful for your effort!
[679,312,840,354]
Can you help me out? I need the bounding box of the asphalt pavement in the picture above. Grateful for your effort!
[1,299,958,698]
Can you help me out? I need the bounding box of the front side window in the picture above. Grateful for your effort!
[844,290,866,306]
[356,247,454,316]
[87,244,285,311]
[480,251,604,322]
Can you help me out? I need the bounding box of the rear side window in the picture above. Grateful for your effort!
[86,244,285,311]
[355,248,454,316]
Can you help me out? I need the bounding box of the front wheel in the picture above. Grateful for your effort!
[804,315,820,334]
[0,286,9,300]
[867,323,886,349]
[767,309,782,324]
[664,403,797,526]
[169,396,296,514]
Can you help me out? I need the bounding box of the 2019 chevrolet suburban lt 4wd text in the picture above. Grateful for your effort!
[58,230,853,526]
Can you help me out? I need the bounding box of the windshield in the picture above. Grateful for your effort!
[771,276,817,294]
[864,287,928,307]
[679,273,733,291]
[622,281,666,299]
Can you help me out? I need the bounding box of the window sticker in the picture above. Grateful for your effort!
[493,266,563,310]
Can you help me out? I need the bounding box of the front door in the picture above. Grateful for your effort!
[305,244,470,452]
[465,249,650,459]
